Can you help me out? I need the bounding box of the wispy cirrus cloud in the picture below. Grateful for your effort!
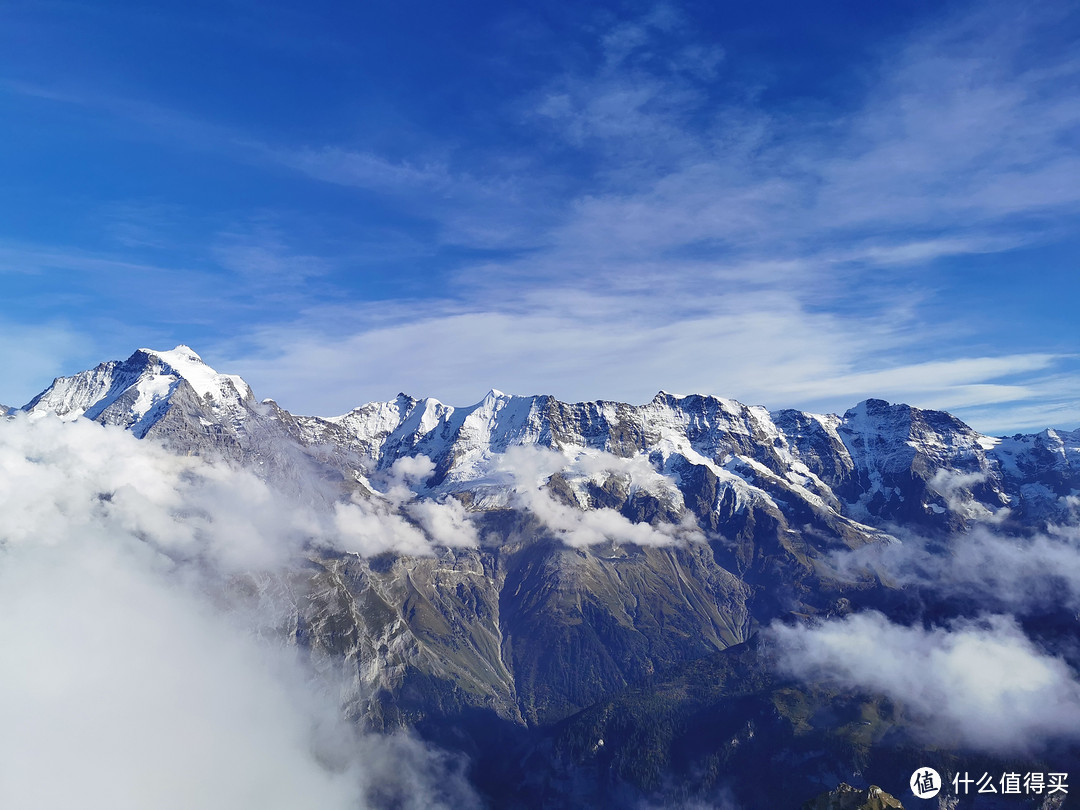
[528,3,1080,252]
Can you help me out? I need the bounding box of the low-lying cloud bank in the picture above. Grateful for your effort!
[776,501,1080,756]
[0,412,314,570]
[1,413,700,807]
[0,415,481,809]
[770,611,1080,755]
[828,525,1080,614]
[0,413,483,564]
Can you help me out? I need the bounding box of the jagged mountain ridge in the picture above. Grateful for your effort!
[11,345,1080,807]
[19,345,1079,534]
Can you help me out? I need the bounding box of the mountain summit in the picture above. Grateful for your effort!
[22,345,253,437]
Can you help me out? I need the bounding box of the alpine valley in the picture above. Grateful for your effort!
[8,345,1080,809]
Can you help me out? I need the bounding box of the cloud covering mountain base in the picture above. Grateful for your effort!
[3,362,1079,806]
[769,518,1080,758]
[770,611,1080,755]
[0,415,481,810]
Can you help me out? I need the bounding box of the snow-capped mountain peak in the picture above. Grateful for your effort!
[22,345,254,438]
[141,345,253,403]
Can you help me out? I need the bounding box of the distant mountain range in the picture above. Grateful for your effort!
[20,345,1079,531]
[10,345,1080,808]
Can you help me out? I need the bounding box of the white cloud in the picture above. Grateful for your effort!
[0,413,313,570]
[0,539,361,809]
[406,496,481,549]
[524,492,697,548]
[330,454,480,553]
[828,525,1080,614]
[272,146,456,194]
[332,499,433,557]
[390,454,439,484]
[493,446,701,548]
[0,415,482,809]
[926,469,1010,523]
[1,414,480,562]
[770,611,1080,754]
[212,229,333,286]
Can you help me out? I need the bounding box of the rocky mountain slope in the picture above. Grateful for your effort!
[11,346,1080,807]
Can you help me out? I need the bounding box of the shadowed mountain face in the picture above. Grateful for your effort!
[13,346,1080,807]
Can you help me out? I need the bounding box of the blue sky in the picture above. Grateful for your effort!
[0,0,1077,433]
